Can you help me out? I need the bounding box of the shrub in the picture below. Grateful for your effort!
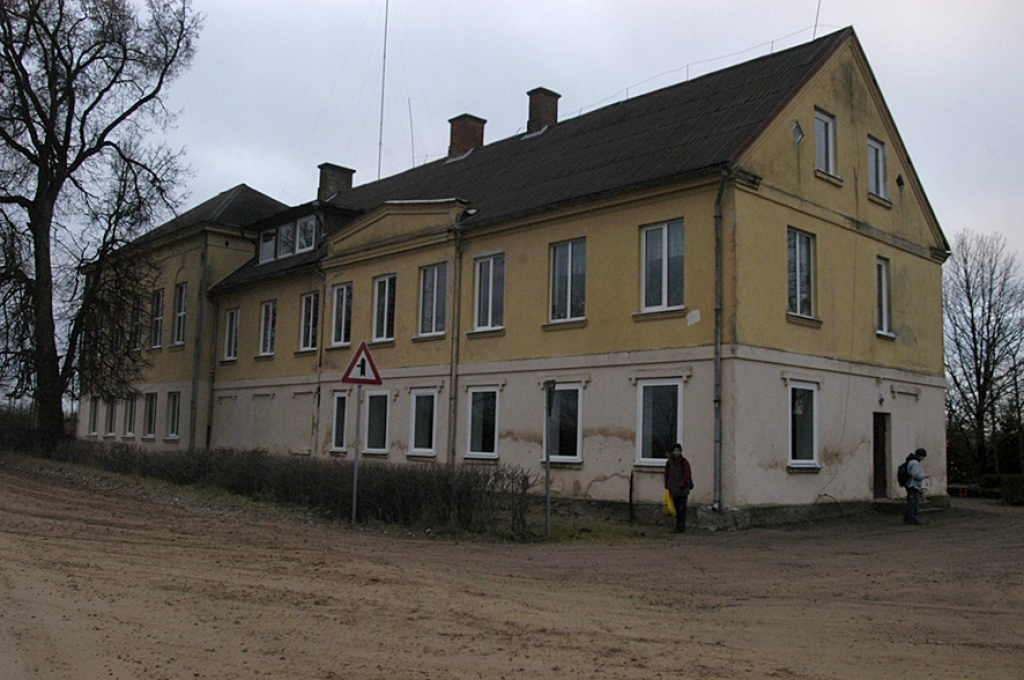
[1001,475,1024,506]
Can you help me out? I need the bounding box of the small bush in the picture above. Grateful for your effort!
[1001,475,1024,506]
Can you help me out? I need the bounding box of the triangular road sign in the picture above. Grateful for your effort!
[341,341,382,385]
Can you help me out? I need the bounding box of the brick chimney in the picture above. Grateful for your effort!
[527,87,560,133]
[448,114,486,158]
[317,163,355,201]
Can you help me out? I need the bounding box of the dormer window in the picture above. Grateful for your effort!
[297,216,316,253]
[259,217,318,263]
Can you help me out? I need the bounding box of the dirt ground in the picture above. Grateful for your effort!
[1,453,1021,680]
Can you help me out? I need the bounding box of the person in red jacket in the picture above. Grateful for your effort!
[664,443,693,533]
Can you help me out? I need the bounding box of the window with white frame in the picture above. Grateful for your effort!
[88,396,99,434]
[149,289,164,348]
[419,263,447,336]
[787,228,815,318]
[467,386,498,457]
[815,109,836,175]
[545,384,582,462]
[259,229,277,263]
[131,297,143,350]
[259,301,276,355]
[224,307,239,360]
[789,381,817,466]
[364,391,390,453]
[123,395,136,436]
[642,220,685,311]
[332,283,352,346]
[104,399,117,436]
[300,292,319,351]
[166,391,180,439]
[296,216,316,253]
[474,253,504,330]
[332,392,347,451]
[637,379,683,463]
[876,256,892,335]
[373,275,396,341]
[550,239,586,321]
[410,388,438,455]
[278,222,295,257]
[173,283,187,345]
[868,136,887,198]
[143,393,158,437]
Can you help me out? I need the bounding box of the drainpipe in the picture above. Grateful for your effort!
[188,231,209,451]
[205,295,220,449]
[713,168,728,512]
[445,208,468,466]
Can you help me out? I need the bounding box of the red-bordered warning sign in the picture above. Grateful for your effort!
[341,341,382,385]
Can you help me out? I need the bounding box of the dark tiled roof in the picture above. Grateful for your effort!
[133,184,287,246]
[329,28,852,226]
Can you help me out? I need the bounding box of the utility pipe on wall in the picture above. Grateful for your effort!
[713,168,728,512]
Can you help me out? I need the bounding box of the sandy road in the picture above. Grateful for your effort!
[1,453,1022,680]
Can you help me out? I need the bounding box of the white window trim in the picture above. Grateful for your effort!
[143,393,158,438]
[224,307,239,360]
[363,390,391,455]
[635,378,684,466]
[278,222,296,258]
[104,398,117,436]
[150,289,164,348]
[331,283,352,347]
[550,239,586,322]
[543,383,583,463]
[373,274,397,342]
[815,109,837,176]
[123,395,136,437]
[788,380,819,467]
[466,385,500,459]
[331,391,348,452]
[259,300,276,356]
[868,136,888,199]
[409,388,439,456]
[173,283,187,345]
[166,392,181,439]
[474,253,505,331]
[641,221,685,313]
[88,397,99,435]
[296,216,317,254]
[418,263,447,337]
[787,228,815,318]
[876,256,894,337]
[300,292,319,351]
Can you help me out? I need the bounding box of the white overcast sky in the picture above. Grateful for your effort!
[162,0,1024,259]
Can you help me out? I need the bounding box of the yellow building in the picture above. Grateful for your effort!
[80,28,948,522]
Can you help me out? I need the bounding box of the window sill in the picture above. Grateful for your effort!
[464,453,498,462]
[407,451,437,459]
[162,436,180,443]
[147,346,163,353]
[868,192,893,208]
[122,435,136,441]
[326,343,352,351]
[328,449,347,458]
[140,435,156,442]
[368,339,395,348]
[361,450,389,457]
[412,333,446,343]
[467,327,505,339]
[815,169,844,186]
[632,307,688,322]
[542,458,583,469]
[103,434,117,440]
[254,353,274,361]
[786,464,822,474]
[294,348,318,356]
[876,330,896,341]
[542,318,587,332]
[633,460,668,471]
[220,358,237,364]
[168,343,185,352]
[786,312,823,329]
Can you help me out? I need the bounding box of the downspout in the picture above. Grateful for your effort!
[204,295,220,449]
[445,209,466,466]
[188,231,209,451]
[313,214,327,456]
[713,168,728,512]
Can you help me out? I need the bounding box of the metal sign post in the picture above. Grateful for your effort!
[341,342,383,525]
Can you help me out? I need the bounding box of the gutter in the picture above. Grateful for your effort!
[713,168,728,512]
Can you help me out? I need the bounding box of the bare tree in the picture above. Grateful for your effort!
[944,230,1024,474]
[0,0,201,437]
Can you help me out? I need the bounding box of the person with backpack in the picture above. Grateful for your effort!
[903,448,929,525]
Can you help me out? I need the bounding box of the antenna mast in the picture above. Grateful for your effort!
[377,0,390,180]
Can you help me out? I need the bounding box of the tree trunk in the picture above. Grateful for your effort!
[30,195,66,440]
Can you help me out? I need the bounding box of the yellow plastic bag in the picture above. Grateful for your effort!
[662,490,677,517]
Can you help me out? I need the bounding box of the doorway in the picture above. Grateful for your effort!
[873,413,890,498]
